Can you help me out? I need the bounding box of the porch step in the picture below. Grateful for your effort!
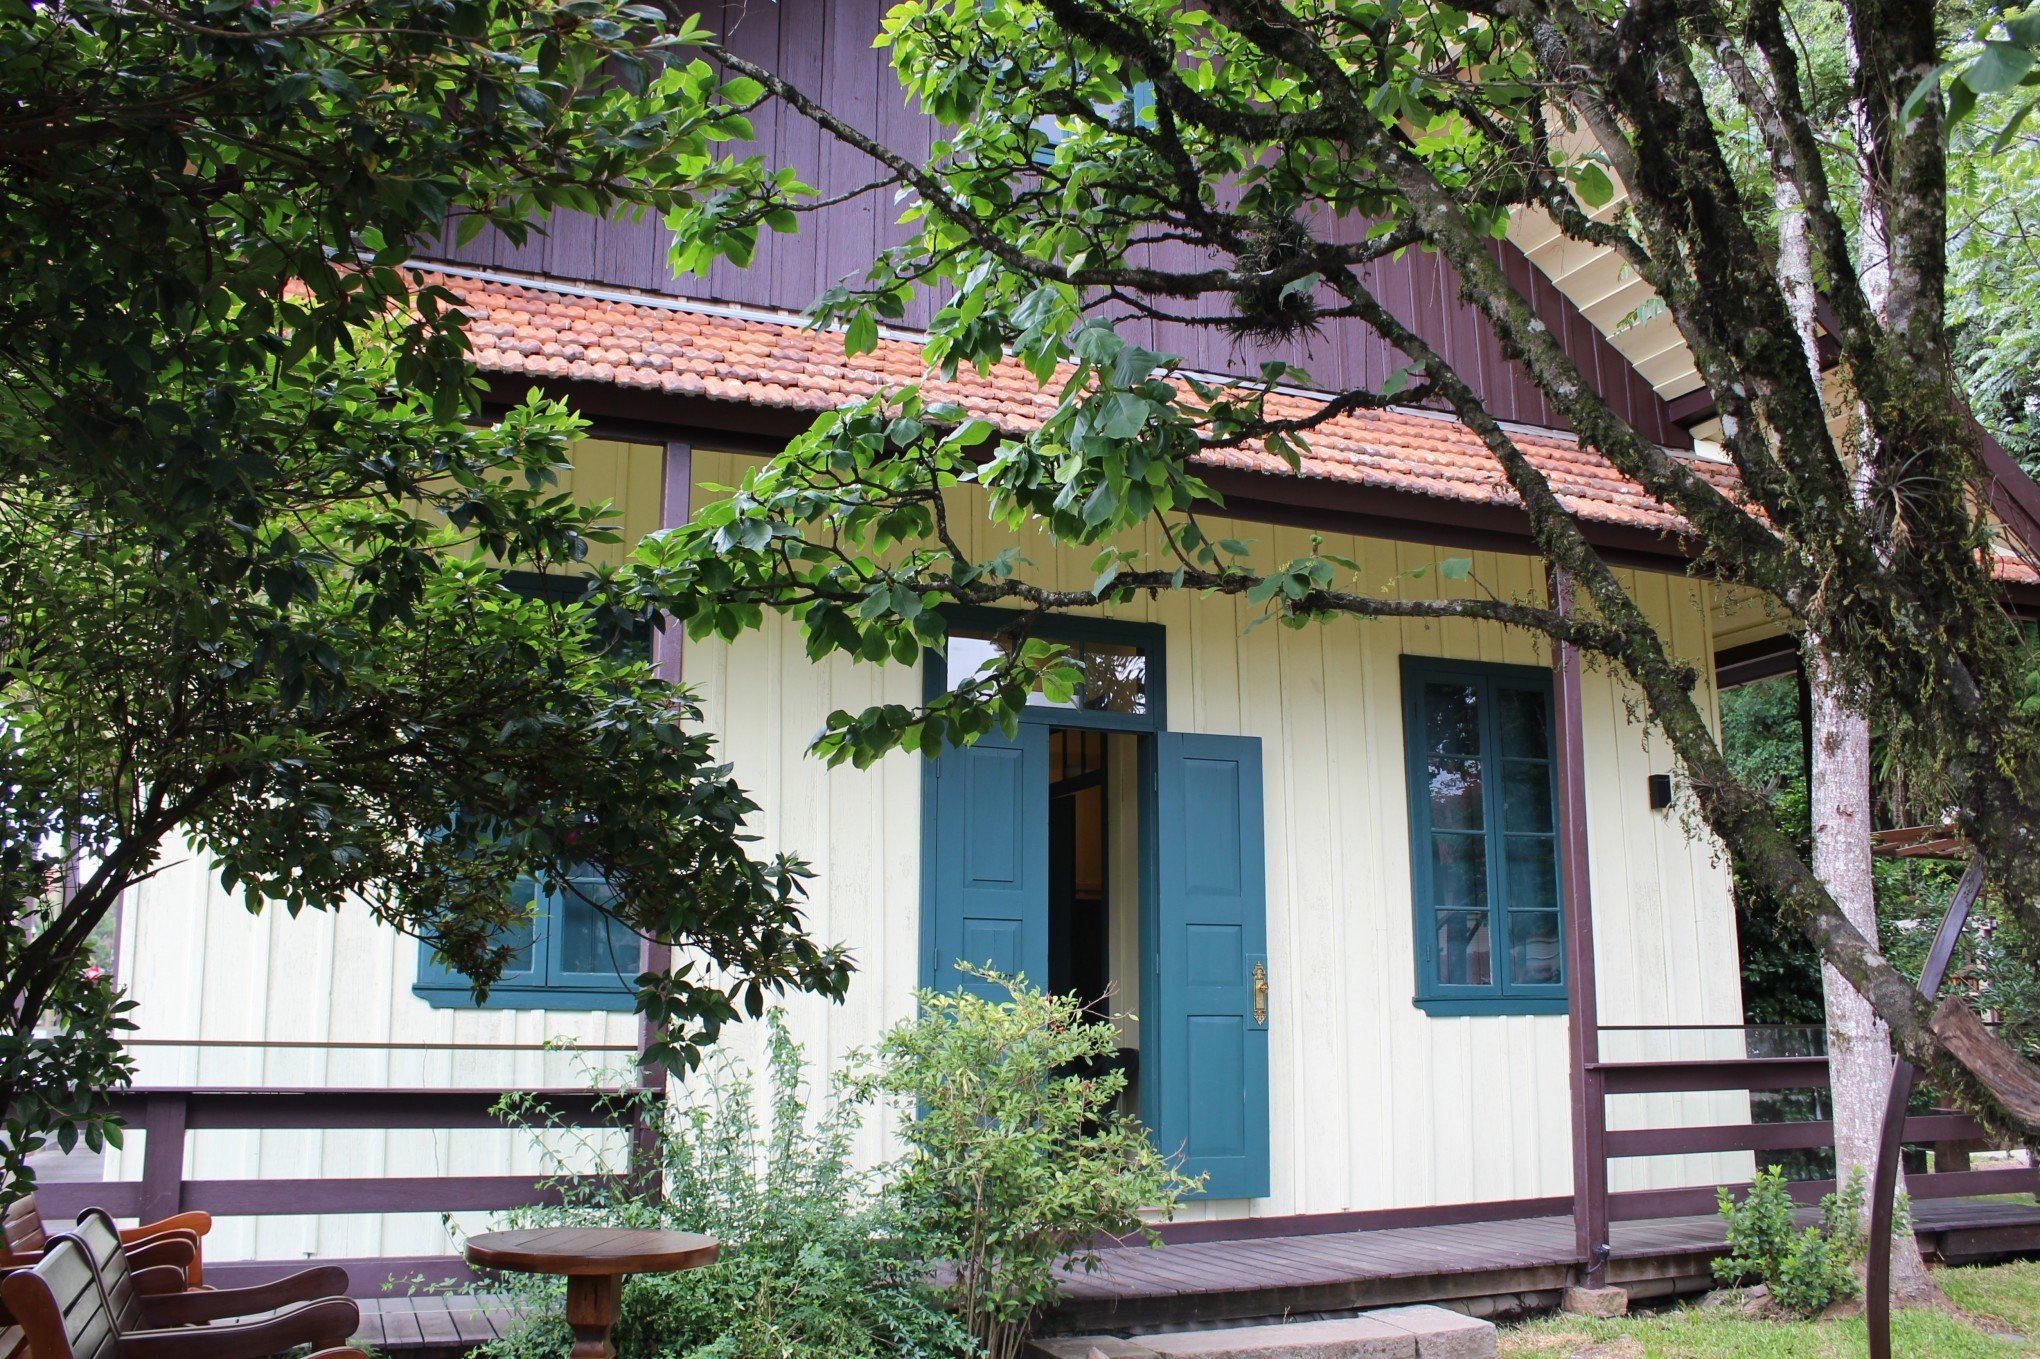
[1029,1306,1495,1359]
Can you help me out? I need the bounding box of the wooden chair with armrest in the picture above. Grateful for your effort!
[67,1209,350,1326]
[0,1236,358,1359]
[1,1194,211,1287]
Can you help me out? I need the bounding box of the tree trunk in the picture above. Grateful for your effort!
[1775,147,1940,1298]
[1808,649,1940,1301]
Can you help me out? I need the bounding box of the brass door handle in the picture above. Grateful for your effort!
[1252,962,1269,1025]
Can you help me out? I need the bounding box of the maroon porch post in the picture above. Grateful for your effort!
[630,440,690,1194]
[139,1091,190,1223]
[1551,567,1609,1284]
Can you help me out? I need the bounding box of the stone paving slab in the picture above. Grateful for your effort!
[1029,1305,1498,1359]
[1138,1316,1416,1358]
[1365,1307,1497,1359]
[1029,1339,1166,1359]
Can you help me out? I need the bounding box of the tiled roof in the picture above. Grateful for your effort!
[438,269,2040,586]
[436,269,1709,538]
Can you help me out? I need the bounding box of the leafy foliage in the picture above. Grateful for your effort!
[852,971,1201,1359]
[1720,678,1824,1027]
[0,0,839,1177]
[0,924,135,1176]
[481,1016,968,1359]
[1714,1167,1877,1317]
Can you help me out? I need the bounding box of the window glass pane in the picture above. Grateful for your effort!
[945,635,1009,692]
[554,876,637,980]
[1424,683,1480,754]
[499,879,540,975]
[1504,836,1559,910]
[1500,760,1552,831]
[946,631,1148,714]
[1508,911,1563,985]
[1497,687,1549,758]
[1426,756,1483,830]
[1435,910,1492,986]
[1077,642,1147,714]
[1431,834,1487,908]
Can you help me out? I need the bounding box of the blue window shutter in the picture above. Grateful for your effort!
[1151,732,1270,1200]
[926,726,1050,1001]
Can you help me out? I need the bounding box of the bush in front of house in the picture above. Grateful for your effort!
[474,1013,969,1359]
[852,969,1203,1359]
[1712,1164,1876,1316]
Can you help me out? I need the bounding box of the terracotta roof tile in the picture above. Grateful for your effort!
[417,270,2040,590]
[435,270,1716,541]
[431,272,2037,582]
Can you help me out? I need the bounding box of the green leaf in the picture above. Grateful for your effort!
[1964,41,2035,95]
[1438,557,1473,580]
[845,312,879,356]
[1071,325,1124,364]
[1572,163,1615,208]
[1278,272,1322,301]
[1095,392,1148,440]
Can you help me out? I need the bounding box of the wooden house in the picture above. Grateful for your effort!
[81,0,2040,1316]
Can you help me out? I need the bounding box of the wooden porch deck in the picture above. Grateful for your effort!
[347,1196,2040,1354]
[1046,1196,2040,1332]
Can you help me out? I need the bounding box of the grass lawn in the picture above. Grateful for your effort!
[1499,1261,2040,1357]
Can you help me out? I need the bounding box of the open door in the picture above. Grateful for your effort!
[1149,732,1271,1199]
[925,726,1050,1001]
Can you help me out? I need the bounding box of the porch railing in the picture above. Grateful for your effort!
[1589,1025,2038,1224]
[40,1063,646,1294]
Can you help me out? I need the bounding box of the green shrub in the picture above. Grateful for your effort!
[1713,1165,1874,1316]
[854,970,1202,1359]
[472,1013,969,1359]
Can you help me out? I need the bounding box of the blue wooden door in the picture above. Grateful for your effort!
[926,726,1050,1001]
[1149,732,1270,1199]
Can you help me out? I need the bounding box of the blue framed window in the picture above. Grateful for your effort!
[1401,657,1566,1016]
[413,570,647,1010]
[414,870,641,1011]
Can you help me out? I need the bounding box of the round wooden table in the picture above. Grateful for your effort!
[465,1227,719,1359]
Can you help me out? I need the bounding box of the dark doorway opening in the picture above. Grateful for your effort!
[1048,727,1112,1022]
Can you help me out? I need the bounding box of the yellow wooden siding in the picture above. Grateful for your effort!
[422,435,664,571]
[562,438,666,570]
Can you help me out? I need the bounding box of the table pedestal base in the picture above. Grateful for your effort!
[565,1273,624,1359]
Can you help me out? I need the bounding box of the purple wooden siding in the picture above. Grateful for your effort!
[424,0,1681,445]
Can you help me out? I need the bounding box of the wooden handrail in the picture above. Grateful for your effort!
[43,1085,640,1228]
[1591,1056,1832,1094]
[1606,1112,1985,1159]
[98,1087,626,1131]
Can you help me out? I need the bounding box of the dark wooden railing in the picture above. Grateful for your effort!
[1590,1036,2037,1224]
[38,1083,639,1293]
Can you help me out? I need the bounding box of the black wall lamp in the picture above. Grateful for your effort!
[1647,773,1674,812]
